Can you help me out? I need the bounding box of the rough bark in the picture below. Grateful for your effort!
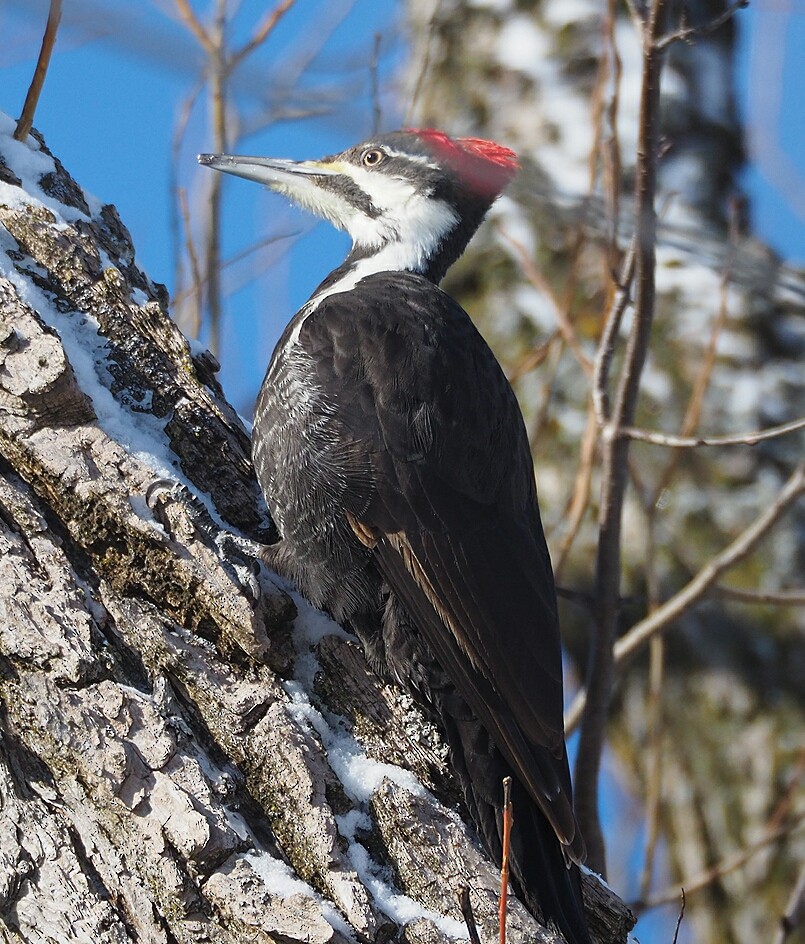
[0,129,632,943]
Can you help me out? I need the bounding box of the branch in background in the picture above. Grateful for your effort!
[566,462,805,732]
[500,229,594,375]
[178,188,204,337]
[655,0,749,51]
[574,0,670,875]
[370,32,382,135]
[775,862,805,944]
[592,241,636,425]
[553,403,598,578]
[618,415,805,449]
[640,815,805,911]
[173,0,299,352]
[13,0,62,142]
[230,0,297,69]
[458,887,482,944]
[713,584,805,606]
[671,890,686,944]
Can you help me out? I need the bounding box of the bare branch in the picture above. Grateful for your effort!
[499,229,594,376]
[618,415,805,449]
[553,403,597,578]
[370,31,382,135]
[458,887,482,944]
[713,584,805,606]
[14,0,62,142]
[775,861,805,944]
[592,241,636,425]
[641,815,805,911]
[178,188,204,339]
[655,0,749,51]
[671,890,686,944]
[566,462,805,732]
[174,0,214,53]
[230,0,297,70]
[575,0,670,874]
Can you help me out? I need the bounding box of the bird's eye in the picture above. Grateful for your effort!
[361,148,385,167]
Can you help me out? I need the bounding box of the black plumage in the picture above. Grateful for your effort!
[200,130,592,944]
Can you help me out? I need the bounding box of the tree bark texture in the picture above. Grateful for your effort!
[0,130,632,943]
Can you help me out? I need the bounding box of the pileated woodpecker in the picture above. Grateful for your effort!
[200,130,592,944]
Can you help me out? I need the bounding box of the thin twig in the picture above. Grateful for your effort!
[14,0,62,142]
[554,402,598,579]
[638,512,664,904]
[230,0,297,69]
[774,861,805,944]
[499,777,513,944]
[458,887,482,944]
[370,31,382,135]
[713,584,805,606]
[671,890,686,944]
[642,815,805,910]
[566,462,805,732]
[500,229,594,376]
[575,0,670,875]
[618,415,805,449]
[178,188,204,339]
[655,0,748,51]
[592,240,636,425]
[174,0,213,52]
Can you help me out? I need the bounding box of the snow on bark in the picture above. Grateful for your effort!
[0,118,631,943]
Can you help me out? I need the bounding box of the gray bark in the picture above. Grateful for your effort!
[0,133,632,943]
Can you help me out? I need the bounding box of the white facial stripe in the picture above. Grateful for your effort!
[335,164,459,271]
[380,148,441,171]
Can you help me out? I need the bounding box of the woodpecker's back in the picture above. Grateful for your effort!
[200,130,593,944]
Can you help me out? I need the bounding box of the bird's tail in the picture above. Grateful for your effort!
[441,703,592,944]
[507,777,592,944]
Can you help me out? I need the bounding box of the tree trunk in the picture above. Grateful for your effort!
[0,128,631,944]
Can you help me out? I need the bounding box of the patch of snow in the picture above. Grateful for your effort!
[0,118,243,539]
[467,0,512,10]
[282,680,425,803]
[245,851,354,938]
[337,814,468,940]
[0,112,94,223]
[541,0,598,27]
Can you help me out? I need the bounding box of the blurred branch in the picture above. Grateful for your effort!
[775,863,805,944]
[230,0,296,69]
[712,584,805,606]
[592,241,636,425]
[500,229,594,375]
[173,0,300,354]
[553,402,597,578]
[655,0,749,51]
[574,0,670,875]
[619,415,805,448]
[566,462,805,732]
[14,0,62,142]
[174,0,213,52]
[178,188,204,337]
[370,32,382,135]
[640,814,805,911]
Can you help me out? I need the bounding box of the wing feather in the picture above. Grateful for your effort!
[300,271,583,861]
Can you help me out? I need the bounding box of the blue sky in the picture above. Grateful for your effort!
[1,3,802,940]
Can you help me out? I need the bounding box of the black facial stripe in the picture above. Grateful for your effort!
[318,175,382,219]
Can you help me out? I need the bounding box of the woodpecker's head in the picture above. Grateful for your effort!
[199,129,518,282]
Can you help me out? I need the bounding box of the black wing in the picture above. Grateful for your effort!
[300,270,583,859]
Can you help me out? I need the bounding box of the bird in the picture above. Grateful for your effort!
[199,129,592,944]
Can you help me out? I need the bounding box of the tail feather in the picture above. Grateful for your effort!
[441,698,592,944]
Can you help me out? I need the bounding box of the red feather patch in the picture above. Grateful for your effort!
[407,128,519,196]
